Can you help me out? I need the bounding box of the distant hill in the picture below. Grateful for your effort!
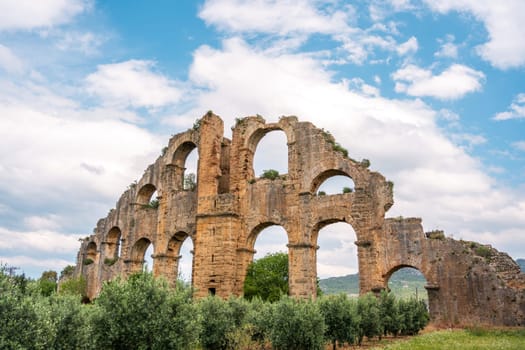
[517,258,525,272]
[319,268,427,300]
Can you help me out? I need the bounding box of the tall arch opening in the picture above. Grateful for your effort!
[136,184,158,206]
[130,238,154,273]
[315,221,359,296]
[244,224,289,301]
[167,231,194,284]
[86,242,97,262]
[386,266,428,304]
[253,130,288,179]
[173,141,198,191]
[105,227,122,263]
[311,170,355,196]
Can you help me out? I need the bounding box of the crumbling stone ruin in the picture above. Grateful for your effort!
[74,112,525,326]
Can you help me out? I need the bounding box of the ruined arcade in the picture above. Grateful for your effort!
[75,112,525,326]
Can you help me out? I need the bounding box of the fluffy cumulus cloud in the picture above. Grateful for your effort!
[0,0,89,31]
[0,75,164,276]
[392,64,485,99]
[85,60,183,109]
[396,36,418,56]
[493,93,525,121]
[199,0,350,36]
[424,0,525,69]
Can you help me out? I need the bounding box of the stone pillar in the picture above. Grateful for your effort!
[234,247,256,295]
[193,215,241,298]
[288,242,317,299]
[153,253,180,287]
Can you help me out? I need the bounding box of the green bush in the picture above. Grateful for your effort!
[245,297,273,347]
[269,296,325,350]
[91,272,199,350]
[379,290,400,337]
[318,294,359,349]
[104,257,118,266]
[244,252,288,302]
[356,293,381,345]
[342,186,353,194]
[261,169,280,180]
[83,258,94,265]
[397,298,429,335]
[333,143,348,157]
[198,296,237,350]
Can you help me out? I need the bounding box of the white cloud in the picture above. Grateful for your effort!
[199,0,350,36]
[392,64,485,99]
[0,100,162,202]
[55,31,103,54]
[199,0,421,65]
[435,34,458,58]
[0,227,79,254]
[513,141,525,152]
[172,37,525,265]
[493,93,525,121]
[24,214,63,231]
[450,133,487,151]
[0,0,89,31]
[396,36,418,56]
[0,255,74,273]
[0,44,24,74]
[85,60,183,109]
[424,0,525,69]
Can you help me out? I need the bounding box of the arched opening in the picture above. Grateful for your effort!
[311,170,355,195]
[244,224,289,301]
[253,129,288,179]
[167,232,194,283]
[86,242,97,262]
[130,238,154,272]
[386,266,428,305]
[315,221,359,296]
[105,227,122,263]
[172,141,198,191]
[136,184,158,206]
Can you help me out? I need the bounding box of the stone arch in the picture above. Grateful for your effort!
[129,237,154,273]
[253,129,289,178]
[86,241,97,261]
[244,124,294,180]
[167,231,194,282]
[246,221,290,250]
[240,222,290,297]
[105,226,122,261]
[136,183,157,205]
[311,219,360,290]
[384,264,428,283]
[384,264,432,314]
[310,169,355,194]
[172,141,198,191]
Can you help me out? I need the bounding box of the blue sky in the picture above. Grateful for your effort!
[0,0,524,279]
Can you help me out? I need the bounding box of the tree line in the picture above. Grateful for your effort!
[1,264,428,350]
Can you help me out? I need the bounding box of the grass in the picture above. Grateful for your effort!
[369,328,525,350]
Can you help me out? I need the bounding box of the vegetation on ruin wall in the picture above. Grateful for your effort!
[1,265,429,350]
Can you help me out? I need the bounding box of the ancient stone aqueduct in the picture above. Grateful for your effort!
[74,112,525,326]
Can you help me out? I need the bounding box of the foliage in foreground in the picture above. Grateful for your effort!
[0,266,429,350]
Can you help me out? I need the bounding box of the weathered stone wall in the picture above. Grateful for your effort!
[74,112,525,326]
